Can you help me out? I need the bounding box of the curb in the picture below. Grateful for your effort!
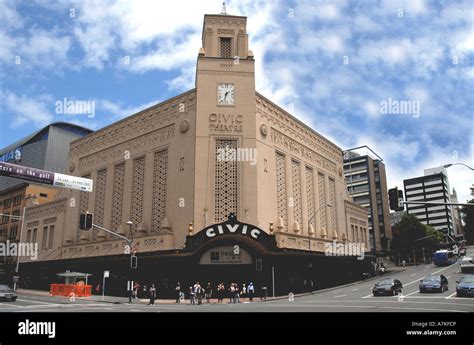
[261,268,406,302]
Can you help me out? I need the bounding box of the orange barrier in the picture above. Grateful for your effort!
[50,284,92,297]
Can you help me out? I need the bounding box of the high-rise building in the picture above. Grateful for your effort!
[403,167,454,235]
[343,146,392,251]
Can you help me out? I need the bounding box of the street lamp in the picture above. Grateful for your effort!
[307,204,332,251]
[443,163,474,171]
[14,194,38,291]
[126,220,133,304]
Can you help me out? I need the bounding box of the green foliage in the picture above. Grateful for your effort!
[391,214,444,261]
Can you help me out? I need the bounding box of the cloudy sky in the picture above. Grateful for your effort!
[0,0,472,202]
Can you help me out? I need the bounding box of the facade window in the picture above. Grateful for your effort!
[39,193,48,198]
[1,213,10,224]
[291,160,302,227]
[4,199,11,208]
[215,140,238,222]
[11,209,20,222]
[48,225,55,249]
[0,227,6,236]
[42,226,49,249]
[152,150,168,232]
[77,174,91,242]
[275,152,288,227]
[111,163,125,234]
[93,168,107,240]
[130,158,146,233]
[26,229,32,242]
[10,225,18,239]
[220,37,232,58]
[32,228,37,243]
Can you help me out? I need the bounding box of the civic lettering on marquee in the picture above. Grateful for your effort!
[209,113,243,133]
[205,223,261,240]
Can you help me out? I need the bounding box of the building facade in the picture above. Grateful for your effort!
[17,12,369,296]
[404,167,454,235]
[343,146,392,252]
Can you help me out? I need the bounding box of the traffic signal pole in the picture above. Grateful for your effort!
[85,222,137,303]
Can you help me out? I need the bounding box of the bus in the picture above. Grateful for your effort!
[433,250,458,266]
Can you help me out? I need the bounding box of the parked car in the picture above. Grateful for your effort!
[460,256,474,273]
[456,276,474,297]
[0,284,17,302]
[419,275,448,293]
[372,278,403,296]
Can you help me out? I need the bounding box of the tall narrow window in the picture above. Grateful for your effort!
[152,150,168,232]
[275,152,288,227]
[48,225,55,249]
[215,139,238,222]
[77,174,91,242]
[291,160,302,227]
[92,168,107,240]
[220,38,231,58]
[306,167,315,231]
[111,163,125,233]
[42,226,48,249]
[318,173,327,231]
[130,157,146,232]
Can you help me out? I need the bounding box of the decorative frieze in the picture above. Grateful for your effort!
[271,129,337,174]
[78,124,175,171]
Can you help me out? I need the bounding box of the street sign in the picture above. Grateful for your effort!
[104,271,109,278]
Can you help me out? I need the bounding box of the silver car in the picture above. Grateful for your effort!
[0,284,17,302]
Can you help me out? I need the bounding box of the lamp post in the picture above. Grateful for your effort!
[307,204,332,251]
[14,194,37,291]
[126,220,133,304]
[443,163,474,171]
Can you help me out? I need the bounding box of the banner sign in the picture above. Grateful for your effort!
[0,161,93,192]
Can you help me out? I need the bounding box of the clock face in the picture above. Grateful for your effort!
[217,83,235,105]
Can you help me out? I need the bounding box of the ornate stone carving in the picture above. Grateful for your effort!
[260,123,268,137]
[78,124,175,171]
[179,120,190,133]
[271,129,337,174]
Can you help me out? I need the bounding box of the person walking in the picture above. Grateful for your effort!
[241,283,247,302]
[217,283,224,304]
[175,282,181,303]
[229,283,235,303]
[189,286,195,305]
[148,284,156,305]
[247,282,255,302]
[205,283,212,303]
[194,282,202,305]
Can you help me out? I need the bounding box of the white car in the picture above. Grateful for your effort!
[460,256,474,273]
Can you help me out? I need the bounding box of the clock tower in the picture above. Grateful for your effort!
[194,12,258,229]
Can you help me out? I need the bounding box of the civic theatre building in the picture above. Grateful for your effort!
[19,12,370,296]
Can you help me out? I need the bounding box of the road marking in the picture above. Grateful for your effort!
[445,292,456,299]
[261,303,468,313]
[333,294,346,298]
[404,291,419,297]
[362,293,373,299]
[351,288,359,291]
[411,273,417,276]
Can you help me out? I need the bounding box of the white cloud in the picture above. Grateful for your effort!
[1,91,54,128]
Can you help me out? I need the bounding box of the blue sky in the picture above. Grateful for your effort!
[0,0,473,202]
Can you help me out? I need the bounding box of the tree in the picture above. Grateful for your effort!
[460,199,474,245]
[391,214,443,262]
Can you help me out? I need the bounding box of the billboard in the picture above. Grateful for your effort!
[0,161,93,192]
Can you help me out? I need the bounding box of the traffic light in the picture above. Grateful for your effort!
[388,188,404,211]
[255,258,262,272]
[79,212,93,230]
[131,255,138,269]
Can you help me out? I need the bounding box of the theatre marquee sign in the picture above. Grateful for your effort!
[185,214,277,253]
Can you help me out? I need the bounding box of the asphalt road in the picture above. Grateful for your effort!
[1,249,473,313]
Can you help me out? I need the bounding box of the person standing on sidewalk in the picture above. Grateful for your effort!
[148,284,156,305]
[175,282,181,303]
[247,282,255,302]
[205,282,212,303]
[189,286,195,305]
[241,283,247,302]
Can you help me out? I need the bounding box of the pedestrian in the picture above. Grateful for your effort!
[194,282,202,305]
[247,282,255,301]
[241,283,246,302]
[217,283,224,304]
[189,286,195,305]
[229,283,235,303]
[148,284,156,305]
[235,283,240,303]
[133,282,140,299]
[175,282,181,303]
[205,282,212,303]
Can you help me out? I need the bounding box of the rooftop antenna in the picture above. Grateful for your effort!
[221,2,227,15]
